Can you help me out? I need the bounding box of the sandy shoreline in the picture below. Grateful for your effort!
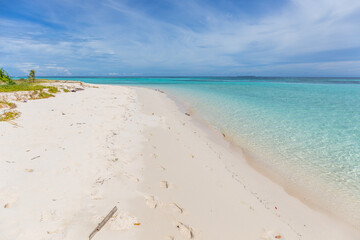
[0,83,359,239]
[153,86,360,230]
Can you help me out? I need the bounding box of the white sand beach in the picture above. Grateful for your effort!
[0,83,359,240]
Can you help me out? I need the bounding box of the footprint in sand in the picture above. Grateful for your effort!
[174,221,193,239]
[160,180,176,189]
[90,188,104,200]
[160,181,169,189]
[145,195,162,209]
[122,172,140,182]
[168,203,183,214]
[40,209,60,222]
[262,230,283,240]
[39,210,66,236]
[0,190,18,208]
[158,165,166,171]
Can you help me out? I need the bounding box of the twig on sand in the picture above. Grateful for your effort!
[31,155,40,160]
[89,206,118,239]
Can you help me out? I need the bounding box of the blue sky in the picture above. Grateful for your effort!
[1,0,360,76]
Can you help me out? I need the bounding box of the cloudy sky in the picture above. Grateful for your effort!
[1,0,360,76]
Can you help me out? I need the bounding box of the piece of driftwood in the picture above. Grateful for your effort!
[89,206,118,239]
[31,155,40,160]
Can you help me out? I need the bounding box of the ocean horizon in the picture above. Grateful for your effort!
[34,76,360,227]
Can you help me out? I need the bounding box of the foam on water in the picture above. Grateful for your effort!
[44,77,360,227]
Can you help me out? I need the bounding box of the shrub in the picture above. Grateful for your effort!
[0,111,19,121]
[38,91,54,99]
[0,101,17,109]
[0,68,15,85]
[47,86,59,93]
[30,90,54,99]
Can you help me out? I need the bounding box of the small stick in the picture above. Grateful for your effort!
[89,206,118,239]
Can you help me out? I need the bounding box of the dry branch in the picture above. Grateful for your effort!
[89,206,118,239]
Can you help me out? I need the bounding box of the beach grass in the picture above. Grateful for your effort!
[0,82,60,94]
[0,101,17,109]
[0,83,47,92]
[0,111,19,121]
[29,90,54,100]
[47,86,59,93]
[37,91,54,99]
[14,78,52,84]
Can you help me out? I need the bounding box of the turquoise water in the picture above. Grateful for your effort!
[45,77,360,227]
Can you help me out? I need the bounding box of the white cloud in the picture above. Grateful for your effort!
[2,0,360,76]
[13,63,71,76]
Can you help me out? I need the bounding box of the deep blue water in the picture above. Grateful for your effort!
[40,76,360,227]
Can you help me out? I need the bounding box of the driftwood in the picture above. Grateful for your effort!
[89,206,118,239]
[31,155,40,160]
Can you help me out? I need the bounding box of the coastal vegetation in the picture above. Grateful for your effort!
[0,68,59,122]
[0,68,83,122]
[0,101,17,109]
[0,100,19,122]
[29,90,54,100]
[28,69,36,83]
[0,111,19,121]
[0,68,15,85]
[0,83,47,92]
[0,68,57,93]
[47,86,59,93]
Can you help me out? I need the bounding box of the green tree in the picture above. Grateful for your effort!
[28,69,36,83]
[0,68,15,85]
